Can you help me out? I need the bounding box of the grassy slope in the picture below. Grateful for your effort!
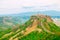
[0,16,60,40]
[20,22,60,40]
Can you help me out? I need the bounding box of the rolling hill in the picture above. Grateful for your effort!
[0,14,60,40]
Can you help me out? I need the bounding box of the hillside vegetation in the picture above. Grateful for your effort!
[0,14,60,40]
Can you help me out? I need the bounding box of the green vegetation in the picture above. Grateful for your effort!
[0,15,60,40]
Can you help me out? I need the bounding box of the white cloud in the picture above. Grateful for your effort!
[0,0,60,14]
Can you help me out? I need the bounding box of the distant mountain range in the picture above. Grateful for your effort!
[0,10,60,28]
[0,10,60,18]
[0,10,60,16]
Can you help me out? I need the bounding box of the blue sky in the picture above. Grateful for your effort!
[0,0,60,14]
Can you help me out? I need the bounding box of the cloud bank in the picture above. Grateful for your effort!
[0,0,60,14]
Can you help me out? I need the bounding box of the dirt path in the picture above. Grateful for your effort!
[24,20,37,35]
[9,20,42,40]
[19,20,42,38]
[9,31,23,40]
[14,38,18,40]
[9,20,38,40]
[41,22,55,34]
[0,32,13,39]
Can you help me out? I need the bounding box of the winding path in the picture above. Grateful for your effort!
[41,22,55,34]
